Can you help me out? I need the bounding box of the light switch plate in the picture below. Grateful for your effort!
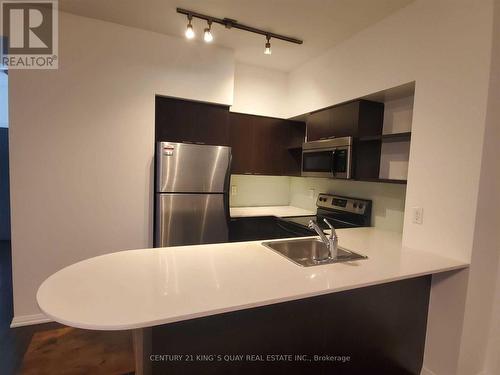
[412,207,423,224]
[231,185,237,196]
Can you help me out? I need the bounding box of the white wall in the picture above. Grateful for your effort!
[289,0,492,262]
[484,258,500,374]
[289,177,406,232]
[231,63,289,118]
[229,174,290,207]
[461,0,500,373]
[9,12,234,323]
[287,1,494,374]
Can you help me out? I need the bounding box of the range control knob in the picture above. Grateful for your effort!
[358,204,364,209]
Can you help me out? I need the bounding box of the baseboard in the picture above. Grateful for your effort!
[10,313,53,328]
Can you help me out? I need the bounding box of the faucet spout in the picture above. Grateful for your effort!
[308,219,339,260]
[323,218,339,259]
[308,220,329,244]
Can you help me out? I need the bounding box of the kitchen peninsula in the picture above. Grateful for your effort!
[37,227,467,375]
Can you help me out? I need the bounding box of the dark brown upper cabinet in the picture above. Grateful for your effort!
[155,96,305,176]
[229,113,305,176]
[252,117,284,175]
[306,100,384,141]
[228,113,255,174]
[155,96,230,146]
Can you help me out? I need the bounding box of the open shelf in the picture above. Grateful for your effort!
[355,178,407,184]
[358,132,411,142]
[382,132,411,142]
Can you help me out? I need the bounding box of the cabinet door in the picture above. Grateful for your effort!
[330,101,360,137]
[229,113,306,176]
[306,109,331,141]
[228,217,280,242]
[156,97,229,146]
[194,103,229,146]
[306,100,384,141]
[155,97,197,143]
[252,117,285,175]
[229,113,255,174]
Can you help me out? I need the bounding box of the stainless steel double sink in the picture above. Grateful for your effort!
[262,238,367,267]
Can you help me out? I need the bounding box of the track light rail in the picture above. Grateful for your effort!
[176,8,303,45]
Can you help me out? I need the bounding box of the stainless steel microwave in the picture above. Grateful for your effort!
[301,137,353,179]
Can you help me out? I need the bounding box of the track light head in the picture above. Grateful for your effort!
[204,20,213,43]
[264,36,272,55]
[185,15,195,39]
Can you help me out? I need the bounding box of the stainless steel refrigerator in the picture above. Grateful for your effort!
[155,142,231,247]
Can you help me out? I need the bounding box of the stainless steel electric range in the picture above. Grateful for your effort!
[278,194,372,236]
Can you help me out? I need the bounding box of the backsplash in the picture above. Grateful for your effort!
[230,174,407,232]
[289,177,406,232]
[229,175,290,207]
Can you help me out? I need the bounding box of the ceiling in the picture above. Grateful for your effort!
[59,0,414,72]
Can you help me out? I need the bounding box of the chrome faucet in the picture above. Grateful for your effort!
[308,219,339,260]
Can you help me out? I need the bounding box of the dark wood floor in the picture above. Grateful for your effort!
[0,241,61,374]
[0,241,135,375]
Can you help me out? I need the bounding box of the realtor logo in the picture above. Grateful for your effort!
[1,0,58,69]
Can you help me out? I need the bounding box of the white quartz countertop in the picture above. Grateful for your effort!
[230,205,315,218]
[37,228,468,331]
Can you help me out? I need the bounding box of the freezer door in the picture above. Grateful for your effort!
[155,193,228,247]
[157,142,231,193]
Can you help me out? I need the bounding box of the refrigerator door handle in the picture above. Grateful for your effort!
[224,153,232,225]
[224,153,232,194]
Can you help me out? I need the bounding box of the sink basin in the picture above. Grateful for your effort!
[261,238,367,267]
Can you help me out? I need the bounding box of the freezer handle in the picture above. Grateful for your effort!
[224,152,232,225]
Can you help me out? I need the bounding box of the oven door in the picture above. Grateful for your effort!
[301,149,334,177]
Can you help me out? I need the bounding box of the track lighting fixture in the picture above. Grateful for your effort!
[204,20,213,43]
[177,8,303,53]
[264,36,272,55]
[185,14,195,39]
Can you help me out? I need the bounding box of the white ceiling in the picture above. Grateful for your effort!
[59,0,414,72]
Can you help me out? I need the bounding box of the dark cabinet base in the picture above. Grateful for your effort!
[229,217,315,242]
[150,276,431,375]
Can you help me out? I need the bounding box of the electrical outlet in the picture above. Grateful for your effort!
[231,185,237,196]
[412,207,423,224]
